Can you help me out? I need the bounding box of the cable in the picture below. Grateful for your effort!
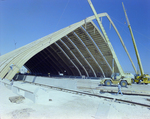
[55,0,70,31]
[132,29,150,40]
[111,16,150,41]
[77,0,87,19]
[110,16,150,52]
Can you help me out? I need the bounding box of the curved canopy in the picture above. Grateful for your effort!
[0,13,121,80]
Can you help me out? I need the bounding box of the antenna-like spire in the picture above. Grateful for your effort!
[14,39,17,49]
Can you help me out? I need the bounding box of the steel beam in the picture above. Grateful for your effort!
[60,39,89,77]
[55,42,82,76]
[66,35,97,77]
[50,45,74,76]
[46,47,71,75]
[73,31,104,77]
[81,26,112,76]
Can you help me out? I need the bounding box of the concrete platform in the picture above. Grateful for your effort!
[1,78,150,119]
[21,75,101,93]
[0,78,50,104]
[1,76,150,104]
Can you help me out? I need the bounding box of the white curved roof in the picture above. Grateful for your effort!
[0,13,122,80]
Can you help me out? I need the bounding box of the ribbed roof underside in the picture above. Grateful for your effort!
[25,22,119,77]
[0,13,120,80]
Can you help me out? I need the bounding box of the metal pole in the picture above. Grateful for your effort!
[106,14,137,74]
[112,58,114,74]
[122,2,144,76]
[87,0,124,76]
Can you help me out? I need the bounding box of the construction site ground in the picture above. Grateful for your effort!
[0,79,150,119]
[98,83,150,95]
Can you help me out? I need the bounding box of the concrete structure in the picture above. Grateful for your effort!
[0,13,128,80]
[0,75,100,103]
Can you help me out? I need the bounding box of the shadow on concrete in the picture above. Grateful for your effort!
[13,74,27,81]
[98,84,128,88]
[98,84,117,87]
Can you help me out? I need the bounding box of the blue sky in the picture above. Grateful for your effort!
[0,0,150,74]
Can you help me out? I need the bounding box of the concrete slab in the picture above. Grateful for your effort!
[34,87,50,104]
[24,75,35,82]
[1,82,150,119]
[34,77,77,90]
[95,103,110,119]
[12,86,19,94]
[11,81,51,104]
[0,79,12,89]
[9,96,25,104]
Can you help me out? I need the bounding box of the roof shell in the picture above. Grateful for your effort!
[0,13,121,80]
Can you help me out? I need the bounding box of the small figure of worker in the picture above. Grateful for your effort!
[48,73,50,77]
[10,79,14,85]
[117,83,123,95]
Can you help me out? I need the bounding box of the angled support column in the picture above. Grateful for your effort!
[88,0,124,76]
[106,14,137,74]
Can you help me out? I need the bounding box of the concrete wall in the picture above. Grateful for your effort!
[21,75,100,91]
[15,75,101,92]
[0,78,51,104]
[0,75,101,104]
[34,77,77,90]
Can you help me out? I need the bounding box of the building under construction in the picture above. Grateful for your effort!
[0,12,128,80]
